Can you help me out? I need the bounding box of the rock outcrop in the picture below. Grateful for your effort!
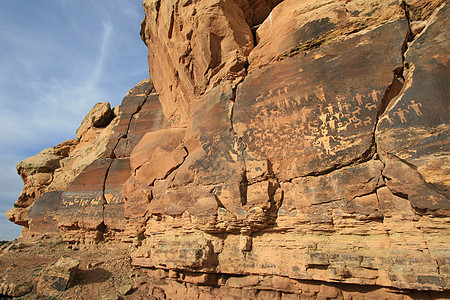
[8,0,449,298]
[36,257,80,296]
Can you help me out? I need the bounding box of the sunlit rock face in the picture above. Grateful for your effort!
[10,0,449,298]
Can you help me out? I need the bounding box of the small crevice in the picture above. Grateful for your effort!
[168,7,175,39]
[401,0,415,41]
[100,91,151,238]
[374,189,385,224]
[98,158,114,242]
[228,82,253,208]
[112,93,150,158]
[154,0,161,24]
[436,259,441,275]
[239,171,248,206]
[377,69,405,118]
[376,8,412,119]
[311,198,343,206]
[251,25,260,47]
[162,146,189,180]
[286,143,376,182]
[211,187,226,210]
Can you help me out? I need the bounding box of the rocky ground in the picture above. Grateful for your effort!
[0,235,151,300]
[2,235,450,300]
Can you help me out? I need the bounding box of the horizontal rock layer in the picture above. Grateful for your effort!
[8,0,449,297]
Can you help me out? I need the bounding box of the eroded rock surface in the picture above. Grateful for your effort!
[8,0,449,298]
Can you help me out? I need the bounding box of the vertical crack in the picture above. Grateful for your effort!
[239,172,248,206]
[376,1,415,120]
[112,91,152,158]
[99,89,153,240]
[229,81,250,207]
[372,6,416,160]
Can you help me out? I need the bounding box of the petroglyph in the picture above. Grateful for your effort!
[408,100,423,116]
[384,114,394,125]
[245,87,385,156]
[363,116,372,126]
[394,108,409,123]
[355,93,364,105]
[381,100,424,126]
[62,192,103,207]
[370,90,380,103]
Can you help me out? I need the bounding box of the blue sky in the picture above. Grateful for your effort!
[0,0,149,240]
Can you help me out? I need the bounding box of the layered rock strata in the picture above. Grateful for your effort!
[8,80,165,242]
[8,0,449,298]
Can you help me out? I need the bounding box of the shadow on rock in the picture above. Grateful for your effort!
[74,268,113,285]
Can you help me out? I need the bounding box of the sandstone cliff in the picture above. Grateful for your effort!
[7,0,449,298]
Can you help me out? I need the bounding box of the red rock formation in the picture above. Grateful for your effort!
[8,0,449,298]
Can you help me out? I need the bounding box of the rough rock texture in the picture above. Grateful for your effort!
[7,79,165,242]
[36,257,79,296]
[8,0,449,298]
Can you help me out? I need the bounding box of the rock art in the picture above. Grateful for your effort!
[8,0,449,297]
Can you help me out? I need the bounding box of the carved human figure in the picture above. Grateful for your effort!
[394,108,409,123]
[319,111,328,125]
[315,128,335,155]
[371,90,380,103]
[408,100,423,116]
[355,93,364,105]
[342,103,350,112]
[326,104,334,114]
[327,118,336,131]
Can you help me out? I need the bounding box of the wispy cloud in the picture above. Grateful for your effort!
[0,1,149,240]
[87,21,113,91]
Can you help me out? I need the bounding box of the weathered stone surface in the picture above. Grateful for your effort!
[36,257,79,296]
[132,232,218,271]
[9,0,450,297]
[114,93,165,158]
[28,191,62,234]
[376,3,449,215]
[235,19,407,180]
[76,101,115,139]
[130,128,187,186]
[0,282,33,297]
[141,0,254,123]
[57,158,110,242]
[11,79,164,242]
[248,0,406,72]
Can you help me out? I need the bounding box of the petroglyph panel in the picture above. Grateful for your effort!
[234,20,408,179]
[61,191,104,207]
[56,158,111,229]
[376,5,450,208]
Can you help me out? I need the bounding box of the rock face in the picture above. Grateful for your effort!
[8,0,449,298]
[7,79,165,242]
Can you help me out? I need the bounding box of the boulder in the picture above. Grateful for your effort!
[76,101,115,139]
[36,257,79,296]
